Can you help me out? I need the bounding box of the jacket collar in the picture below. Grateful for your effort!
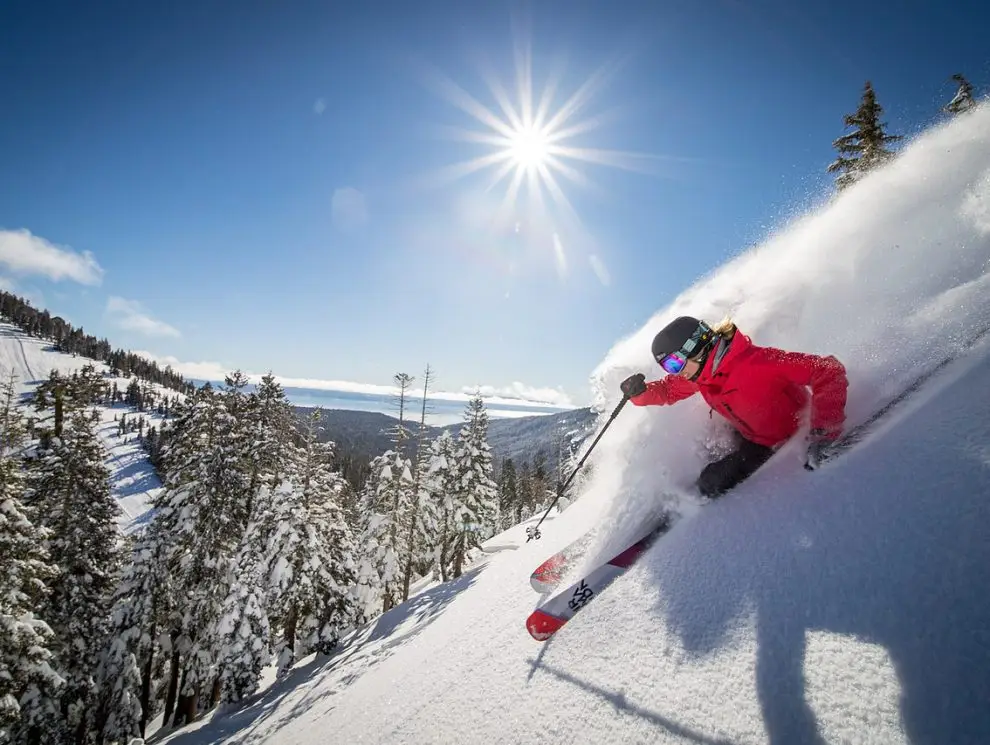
[697,331,751,384]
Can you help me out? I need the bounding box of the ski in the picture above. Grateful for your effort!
[526,514,673,641]
[530,530,597,593]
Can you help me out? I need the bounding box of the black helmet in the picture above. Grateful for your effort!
[651,316,713,361]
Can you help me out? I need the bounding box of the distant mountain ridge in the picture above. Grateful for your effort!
[295,405,598,465]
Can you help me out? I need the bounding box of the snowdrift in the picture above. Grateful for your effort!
[157,106,990,743]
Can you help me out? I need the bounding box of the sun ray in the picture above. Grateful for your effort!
[537,162,582,225]
[512,17,534,128]
[425,68,518,140]
[433,125,512,148]
[540,55,626,135]
[484,157,520,195]
[549,145,684,174]
[480,64,525,133]
[423,151,514,188]
[543,154,591,189]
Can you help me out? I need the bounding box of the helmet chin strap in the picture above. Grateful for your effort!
[686,339,716,381]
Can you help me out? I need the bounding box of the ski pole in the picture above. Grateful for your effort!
[525,394,630,542]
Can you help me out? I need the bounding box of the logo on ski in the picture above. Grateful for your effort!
[568,580,594,611]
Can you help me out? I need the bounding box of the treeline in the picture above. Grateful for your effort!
[0,290,195,395]
[1,358,580,742]
[827,73,982,190]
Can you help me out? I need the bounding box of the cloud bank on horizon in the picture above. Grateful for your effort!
[133,350,577,410]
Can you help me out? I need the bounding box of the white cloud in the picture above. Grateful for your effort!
[105,296,181,338]
[589,254,611,287]
[314,98,327,115]
[132,351,229,381]
[131,350,575,409]
[0,228,104,285]
[331,187,368,232]
[460,382,575,408]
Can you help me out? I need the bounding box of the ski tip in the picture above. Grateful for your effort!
[526,609,566,641]
[530,577,557,594]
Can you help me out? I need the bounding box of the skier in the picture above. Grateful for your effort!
[620,316,848,498]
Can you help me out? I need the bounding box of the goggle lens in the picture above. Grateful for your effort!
[658,351,688,374]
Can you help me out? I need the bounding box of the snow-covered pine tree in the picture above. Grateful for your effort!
[419,430,459,582]
[448,394,498,578]
[356,450,413,614]
[95,524,170,743]
[496,458,519,531]
[260,412,358,673]
[151,382,254,725]
[243,373,298,508]
[944,73,976,115]
[827,81,903,191]
[23,411,122,744]
[214,567,270,707]
[0,370,63,742]
[207,375,297,707]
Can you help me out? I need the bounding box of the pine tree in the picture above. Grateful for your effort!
[827,81,902,191]
[497,458,520,531]
[944,73,976,115]
[151,383,252,725]
[95,525,170,742]
[214,569,270,706]
[243,373,298,504]
[0,371,63,743]
[449,395,498,578]
[267,413,357,667]
[387,373,416,454]
[420,431,459,581]
[24,412,122,744]
[356,451,412,614]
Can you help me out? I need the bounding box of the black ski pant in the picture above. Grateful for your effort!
[697,435,775,498]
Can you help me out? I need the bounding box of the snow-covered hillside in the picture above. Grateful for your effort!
[152,105,990,744]
[0,322,169,531]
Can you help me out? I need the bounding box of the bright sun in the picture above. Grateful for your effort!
[423,30,660,225]
[507,125,550,172]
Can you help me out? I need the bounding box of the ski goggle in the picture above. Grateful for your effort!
[655,322,714,375]
[657,350,689,375]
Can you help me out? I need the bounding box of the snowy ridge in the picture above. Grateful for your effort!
[153,104,990,743]
[0,322,171,531]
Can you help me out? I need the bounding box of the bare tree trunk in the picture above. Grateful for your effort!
[402,365,434,601]
[210,676,222,708]
[138,629,157,737]
[53,384,64,437]
[171,665,194,727]
[284,604,298,662]
[162,646,180,726]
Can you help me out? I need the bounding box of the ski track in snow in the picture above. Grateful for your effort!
[0,322,169,531]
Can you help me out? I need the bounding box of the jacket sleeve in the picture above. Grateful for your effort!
[759,347,848,438]
[630,375,700,407]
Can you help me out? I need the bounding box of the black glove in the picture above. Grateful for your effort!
[620,373,647,399]
[804,428,834,471]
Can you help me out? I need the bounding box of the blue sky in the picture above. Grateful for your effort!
[0,0,985,408]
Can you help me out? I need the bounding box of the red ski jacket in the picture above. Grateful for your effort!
[631,330,848,447]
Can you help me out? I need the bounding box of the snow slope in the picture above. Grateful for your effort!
[0,322,168,531]
[155,104,990,744]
